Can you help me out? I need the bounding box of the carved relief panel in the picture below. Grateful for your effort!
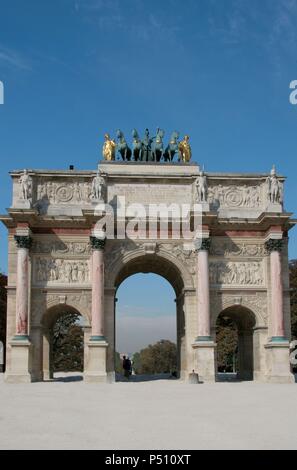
[33,257,91,285]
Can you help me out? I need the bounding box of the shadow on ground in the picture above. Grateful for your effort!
[44,372,84,383]
[116,373,178,382]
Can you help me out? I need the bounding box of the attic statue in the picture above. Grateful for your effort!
[178,135,192,162]
[102,133,116,161]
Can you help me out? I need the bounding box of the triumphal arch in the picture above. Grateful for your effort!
[1,129,295,383]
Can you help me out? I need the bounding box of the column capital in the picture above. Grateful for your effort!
[90,236,106,250]
[14,235,32,249]
[195,237,211,252]
[265,238,283,253]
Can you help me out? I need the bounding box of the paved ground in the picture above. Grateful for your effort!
[0,373,296,450]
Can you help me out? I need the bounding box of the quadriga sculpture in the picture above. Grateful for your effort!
[116,129,132,161]
[132,129,142,161]
[151,128,165,162]
[164,131,180,162]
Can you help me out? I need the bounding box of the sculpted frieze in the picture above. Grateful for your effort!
[34,257,91,284]
[207,184,262,209]
[36,179,92,204]
[209,261,264,286]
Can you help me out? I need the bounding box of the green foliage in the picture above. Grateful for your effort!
[52,313,83,372]
[135,340,177,375]
[216,316,238,372]
[290,259,297,340]
[131,352,141,374]
[115,351,123,374]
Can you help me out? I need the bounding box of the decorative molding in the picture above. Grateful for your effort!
[32,240,91,255]
[210,239,266,257]
[159,242,196,275]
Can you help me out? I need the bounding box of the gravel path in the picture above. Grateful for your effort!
[0,373,296,450]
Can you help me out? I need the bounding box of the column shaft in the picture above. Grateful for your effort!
[15,244,30,336]
[197,248,211,340]
[91,247,105,338]
[270,250,285,338]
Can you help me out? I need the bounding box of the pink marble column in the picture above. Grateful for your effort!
[14,235,31,337]
[265,239,285,340]
[196,238,211,341]
[90,236,106,340]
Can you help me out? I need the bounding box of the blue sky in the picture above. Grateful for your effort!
[0,0,297,351]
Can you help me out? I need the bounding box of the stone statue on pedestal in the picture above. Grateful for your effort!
[195,171,208,202]
[91,170,106,201]
[266,165,283,205]
[19,169,32,200]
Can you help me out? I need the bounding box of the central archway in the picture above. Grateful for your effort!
[115,273,177,380]
[105,249,194,380]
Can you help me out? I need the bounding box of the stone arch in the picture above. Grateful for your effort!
[211,295,266,329]
[41,302,88,380]
[42,298,91,328]
[105,247,192,379]
[215,305,257,381]
[107,246,194,294]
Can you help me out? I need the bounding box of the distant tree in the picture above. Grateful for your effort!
[137,340,177,374]
[290,260,297,340]
[115,351,122,374]
[52,313,83,372]
[131,352,141,374]
[216,316,238,372]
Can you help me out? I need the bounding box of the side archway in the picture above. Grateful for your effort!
[41,303,88,380]
[216,305,257,380]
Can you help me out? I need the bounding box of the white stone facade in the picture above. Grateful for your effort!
[1,162,295,383]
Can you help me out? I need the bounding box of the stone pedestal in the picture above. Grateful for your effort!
[264,341,294,383]
[84,340,109,383]
[5,338,32,383]
[192,341,216,382]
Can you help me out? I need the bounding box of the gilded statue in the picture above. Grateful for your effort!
[178,135,192,162]
[102,133,116,161]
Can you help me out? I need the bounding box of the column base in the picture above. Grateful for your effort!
[264,340,295,384]
[84,340,109,383]
[192,340,216,382]
[4,337,32,383]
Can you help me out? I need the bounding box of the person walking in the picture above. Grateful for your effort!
[122,355,132,380]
